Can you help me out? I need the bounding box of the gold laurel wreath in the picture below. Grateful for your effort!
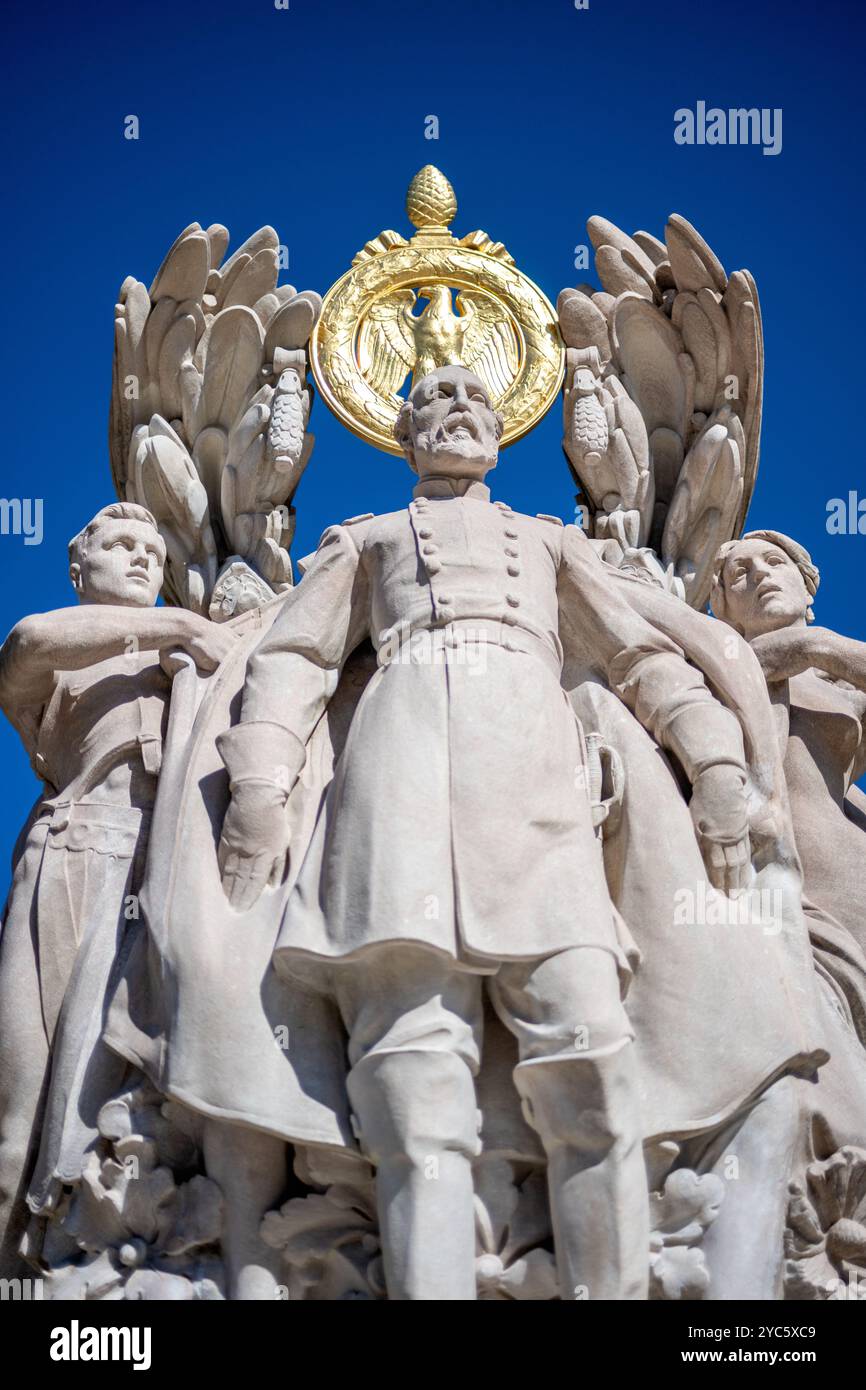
[310,167,565,456]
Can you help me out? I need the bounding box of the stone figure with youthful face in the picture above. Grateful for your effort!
[0,503,231,1275]
[712,529,866,972]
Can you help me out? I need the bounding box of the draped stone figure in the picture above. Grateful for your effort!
[711,531,866,974]
[4,178,864,1303]
[709,532,866,1267]
[565,626,825,1300]
[105,603,362,1301]
[0,504,231,1275]
[191,364,822,1301]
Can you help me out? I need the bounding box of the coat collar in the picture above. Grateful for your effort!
[412,476,491,502]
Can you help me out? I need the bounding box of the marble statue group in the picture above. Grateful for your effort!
[1,168,865,1301]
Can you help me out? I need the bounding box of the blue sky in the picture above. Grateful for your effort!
[1,0,864,887]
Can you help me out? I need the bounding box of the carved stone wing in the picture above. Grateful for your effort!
[457,291,520,399]
[559,213,763,609]
[357,289,417,398]
[110,223,321,618]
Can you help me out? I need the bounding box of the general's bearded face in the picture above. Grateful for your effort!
[721,539,809,637]
[408,368,500,476]
[75,519,165,608]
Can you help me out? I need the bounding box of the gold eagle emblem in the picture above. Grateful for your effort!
[358,285,520,400]
[311,166,564,455]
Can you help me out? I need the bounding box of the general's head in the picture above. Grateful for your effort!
[68,503,166,608]
[710,530,819,640]
[394,365,503,482]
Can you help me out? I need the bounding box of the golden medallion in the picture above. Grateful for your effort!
[310,166,565,455]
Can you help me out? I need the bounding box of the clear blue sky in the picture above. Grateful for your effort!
[1,0,864,889]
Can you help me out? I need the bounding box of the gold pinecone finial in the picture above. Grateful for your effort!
[406,166,457,231]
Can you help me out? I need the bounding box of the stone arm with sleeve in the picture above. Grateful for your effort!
[217,523,371,909]
[751,626,866,706]
[748,626,866,781]
[557,524,750,893]
[0,606,234,721]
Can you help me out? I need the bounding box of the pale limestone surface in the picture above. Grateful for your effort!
[711,531,866,969]
[0,504,232,1279]
[561,212,762,609]
[711,532,866,1286]
[0,214,864,1302]
[110,222,320,618]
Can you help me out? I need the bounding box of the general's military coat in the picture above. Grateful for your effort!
[237,477,729,974]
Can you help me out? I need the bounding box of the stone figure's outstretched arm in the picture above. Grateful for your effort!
[218,522,370,909]
[0,605,233,717]
[751,625,866,706]
[751,625,866,784]
[558,524,750,892]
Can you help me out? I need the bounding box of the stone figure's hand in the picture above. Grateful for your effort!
[689,764,751,895]
[176,615,238,673]
[749,627,830,684]
[218,783,290,911]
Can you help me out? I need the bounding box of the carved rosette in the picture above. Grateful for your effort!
[785,1147,866,1300]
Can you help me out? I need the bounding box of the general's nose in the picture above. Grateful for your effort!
[130,544,150,568]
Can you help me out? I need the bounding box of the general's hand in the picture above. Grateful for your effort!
[176,615,238,673]
[689,764,751,895]
[749,627,829,684]
[218,783,290,911]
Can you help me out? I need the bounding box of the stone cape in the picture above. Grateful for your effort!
[103,550,829,1155]
[103,602,357,1150]
[566,570,830,1142]
[569,680,826,1144]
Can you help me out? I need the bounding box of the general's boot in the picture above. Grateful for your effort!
[348,1048,481,1300]
[516,1044,649,1301]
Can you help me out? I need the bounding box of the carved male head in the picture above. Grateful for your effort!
[710,530,819,640]
[68,503,166,608]
[394,365,504,481]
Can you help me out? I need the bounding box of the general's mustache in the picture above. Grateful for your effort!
[420,416,484,444]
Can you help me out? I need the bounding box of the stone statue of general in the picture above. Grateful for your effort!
[215,365,758,1301]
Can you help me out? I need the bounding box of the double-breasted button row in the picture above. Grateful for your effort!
[412,503,444,579]
[413,500,455,614]
[412,498,526,622]
[497,505,522,603]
